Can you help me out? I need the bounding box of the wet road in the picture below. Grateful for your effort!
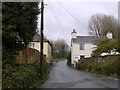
[41,59,118,88]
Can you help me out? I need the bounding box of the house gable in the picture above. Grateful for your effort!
[71,35,105,67]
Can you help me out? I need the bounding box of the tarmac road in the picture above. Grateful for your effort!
[41,59,118,88]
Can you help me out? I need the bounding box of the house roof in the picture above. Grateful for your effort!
[32,33,47,42]
[32,33,52,46]
[72,36,106,43]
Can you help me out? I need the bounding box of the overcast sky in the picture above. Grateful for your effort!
[38,0,119,45]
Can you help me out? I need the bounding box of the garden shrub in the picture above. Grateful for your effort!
[2,62,51,88]
[3,65,37,88]
[76,55,119,78]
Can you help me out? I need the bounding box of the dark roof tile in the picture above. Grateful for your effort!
[32,33,48,42]
[72,36,106,43]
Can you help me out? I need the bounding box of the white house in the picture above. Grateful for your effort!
[28,33,53,64]
[71,29,104,67]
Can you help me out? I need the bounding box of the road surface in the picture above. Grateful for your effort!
[41,59,118,88]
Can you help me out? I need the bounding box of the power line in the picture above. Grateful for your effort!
[57,1,87,30]
[48,2,63,31]
[48,1,71,44]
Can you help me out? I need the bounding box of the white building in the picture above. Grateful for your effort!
[71,29,103,67]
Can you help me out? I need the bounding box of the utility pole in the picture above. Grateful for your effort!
[40,0,44,79]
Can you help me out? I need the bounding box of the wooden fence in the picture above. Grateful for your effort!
[16,48,46,64]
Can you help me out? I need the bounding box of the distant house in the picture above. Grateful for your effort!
[71,29,104,67]
[28,33,53,64]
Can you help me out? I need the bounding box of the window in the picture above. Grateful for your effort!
[75,56,78,59]
[29,43,35,48]
[79,44,84,50]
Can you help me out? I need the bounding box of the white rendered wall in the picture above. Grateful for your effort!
[71,42,79,67]
[71,42,97,67]
[78,43,96,58]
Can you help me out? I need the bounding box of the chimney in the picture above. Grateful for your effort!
[71,29,77,38]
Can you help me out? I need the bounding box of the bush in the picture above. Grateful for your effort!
[3,65,38,88]
[2,62,51,88]
[2,50,16,66]
[97,63,119,77]
[76,56,119,78]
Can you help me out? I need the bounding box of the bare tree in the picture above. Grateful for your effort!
[51,39,70,59]
[88,14,118,39]
[101,15,118,39]
[89,14,102,36]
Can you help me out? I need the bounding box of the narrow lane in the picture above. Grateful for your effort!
[41,59,118,88]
